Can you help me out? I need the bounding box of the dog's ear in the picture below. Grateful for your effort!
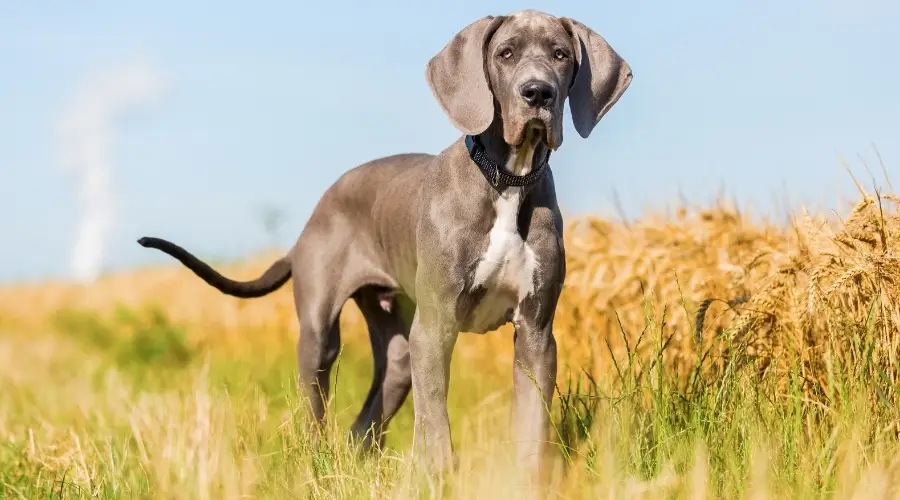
[560,18,633,139]
[426,15,506,136]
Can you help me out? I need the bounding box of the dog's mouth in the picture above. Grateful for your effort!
[519,119,549,148]
[505,111,558,151]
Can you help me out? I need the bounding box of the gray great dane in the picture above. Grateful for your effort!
[138,9,631,478]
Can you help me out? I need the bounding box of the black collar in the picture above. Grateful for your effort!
[465,135,549,190]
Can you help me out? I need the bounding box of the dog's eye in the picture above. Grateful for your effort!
[554,49,567,60]
[500,48,514,59]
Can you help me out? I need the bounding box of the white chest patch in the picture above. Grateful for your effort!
[467,186,539,333]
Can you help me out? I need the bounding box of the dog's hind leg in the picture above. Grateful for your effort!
[350,287,412,451]
[350,289,388,443]
[368,331,411,447]
[292,258,348,428]
[289,192,403,441]
[296,308,342,426]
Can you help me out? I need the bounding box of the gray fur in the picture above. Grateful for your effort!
[138,9,632,483]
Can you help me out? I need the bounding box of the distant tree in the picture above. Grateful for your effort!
[255,203,287,249]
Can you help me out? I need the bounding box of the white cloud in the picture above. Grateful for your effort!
[57,57,169,283]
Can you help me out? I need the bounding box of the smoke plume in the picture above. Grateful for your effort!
[57,58,168,283]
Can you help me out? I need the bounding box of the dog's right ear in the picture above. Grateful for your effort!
[561,18,633,139]
[426,16,506,136]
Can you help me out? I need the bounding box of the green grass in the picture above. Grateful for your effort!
[1,305,899,499]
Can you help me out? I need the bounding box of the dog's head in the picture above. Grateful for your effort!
[426,10,632,151]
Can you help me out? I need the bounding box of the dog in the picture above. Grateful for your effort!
[138,9,632,479]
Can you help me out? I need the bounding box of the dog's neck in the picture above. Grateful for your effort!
[469,120,550,192]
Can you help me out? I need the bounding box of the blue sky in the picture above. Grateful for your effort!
[1,0,898,282]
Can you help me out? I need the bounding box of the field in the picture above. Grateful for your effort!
[1,176,899,499]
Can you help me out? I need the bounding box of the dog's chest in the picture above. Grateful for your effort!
[465,187,538,333]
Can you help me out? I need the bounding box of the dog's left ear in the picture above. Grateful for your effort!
[560,18,633,139]
[426,16,506,136]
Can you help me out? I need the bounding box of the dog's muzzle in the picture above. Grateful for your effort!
[519,80,557,109]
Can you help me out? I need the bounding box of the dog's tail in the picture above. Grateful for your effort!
[137,236,292,298]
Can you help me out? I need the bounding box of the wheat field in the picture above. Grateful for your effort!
[1,174,898,498]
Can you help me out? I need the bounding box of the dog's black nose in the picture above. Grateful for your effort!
[519,81,556,108]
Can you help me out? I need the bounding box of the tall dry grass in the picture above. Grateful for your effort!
[2,184,896,392]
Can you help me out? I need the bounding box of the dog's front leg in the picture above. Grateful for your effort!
[512,309,558,482]
[409,306,458,472]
